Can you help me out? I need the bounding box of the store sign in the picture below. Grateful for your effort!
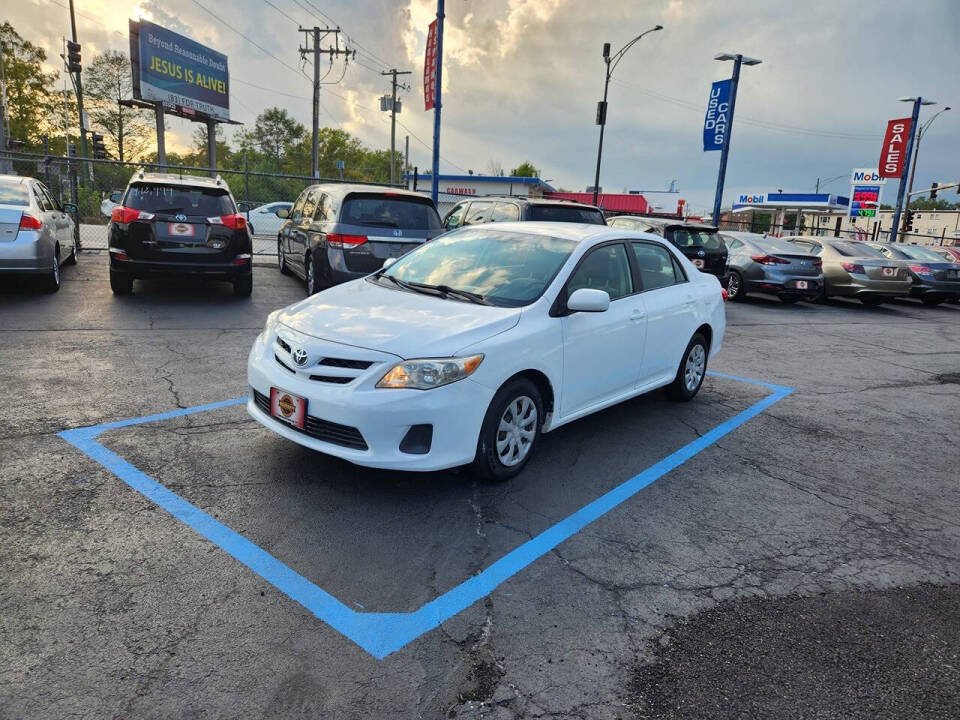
[878,118,912,178]
[737,193,765,204]
[702,79,731,152]
[129,20,230,121]
[423,20,438,111]
[849,168,885,218]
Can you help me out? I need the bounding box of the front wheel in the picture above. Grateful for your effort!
[726,271,746,301]
[471,378,543,482]
[664,333,708,402]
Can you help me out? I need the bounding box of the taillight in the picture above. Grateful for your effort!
[327,233,368,248]
[111,206,154,224]
[812,259,822,269]
[721,288,728,302]
[750,254,790,265]
[908,264,933,276]
[208,213,247,231]
[18,213,42,230]
[841,262,865,274]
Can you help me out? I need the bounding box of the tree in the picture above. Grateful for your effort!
[238,108,305,169]
[906,197,959,211]
[510,161,539,178]
[0,22,59,147]
[83,50,152,161]
[485,159,503,176]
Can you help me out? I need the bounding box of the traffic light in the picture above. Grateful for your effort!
[903,209,915,233]
[930,182,939,200]
[91,132,106,159]
[66,41,81,73]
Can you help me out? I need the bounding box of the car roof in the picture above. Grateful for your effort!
[637,216,717,231]
[453,221,663,245]
[308,183,433,201]
[0,174,33,185]
[468,196,602,209]
[130,171,233,192]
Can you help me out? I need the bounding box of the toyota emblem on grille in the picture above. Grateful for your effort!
[175,213,187,222]
[697,249,706,257]
[292,348,309,366]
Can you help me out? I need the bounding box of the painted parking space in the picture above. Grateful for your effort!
[59,371,791,658]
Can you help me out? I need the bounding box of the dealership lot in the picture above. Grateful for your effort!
[2,259,959,719]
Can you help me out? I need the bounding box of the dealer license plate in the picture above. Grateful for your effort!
[693,259,705,269]
[795,280,808,289]
[168,222,196,237]
[270,388,306,429]
[882,266,896,277]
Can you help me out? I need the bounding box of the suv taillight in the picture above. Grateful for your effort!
[327,233,367,247]
[111,206,155,224]
[208,213,247,231]
[19,213,42,230]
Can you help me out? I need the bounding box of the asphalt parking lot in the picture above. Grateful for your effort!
[2,256,959,719]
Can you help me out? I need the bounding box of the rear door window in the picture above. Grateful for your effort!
[32,184,54,211]
[464,201,493,225]
[632,242,683,291]
[491,202,520,222]
[124,184,234,216]
[527,205,606,224]
[341,194,442,230]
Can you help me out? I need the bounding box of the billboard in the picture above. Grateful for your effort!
[702,79,731,151]
[130,20,230,121]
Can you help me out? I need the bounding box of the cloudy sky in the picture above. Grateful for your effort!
[10,0,959,212]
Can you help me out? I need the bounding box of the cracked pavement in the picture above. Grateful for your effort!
[1,259,959,719]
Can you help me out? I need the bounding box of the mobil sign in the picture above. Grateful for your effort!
[737,193,765,204]
[878,118,912,178]
[850,168,886,185]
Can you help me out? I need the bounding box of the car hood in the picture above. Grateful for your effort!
[276,278,522,359]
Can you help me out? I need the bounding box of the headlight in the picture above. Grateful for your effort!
[260,310,280,345]
[377,354,484,390]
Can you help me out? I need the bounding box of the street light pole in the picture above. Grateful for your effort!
[430,0,445,205]
[710,52,761,228]
[591,25,663,207]
[904,105,950,217]
[889,96,935,243]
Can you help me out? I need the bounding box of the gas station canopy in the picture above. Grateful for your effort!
[731,192,850,214]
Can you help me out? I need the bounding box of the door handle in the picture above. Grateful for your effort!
[630,308,646,322]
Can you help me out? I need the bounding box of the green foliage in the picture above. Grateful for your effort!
[510,161,539,178]
[907,197,959,211]
[0,21,60,147]
[83,50,153,161]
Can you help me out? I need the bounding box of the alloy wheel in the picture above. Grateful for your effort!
[496,396,538,467]
[684,343,706,392]
[727,273,740,298]
[306,257,315,294]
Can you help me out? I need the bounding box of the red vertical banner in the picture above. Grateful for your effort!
[423,20,438,110]
[878,117,912,178]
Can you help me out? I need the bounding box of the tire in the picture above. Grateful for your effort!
[726,271,746,301]
[65,236,78,265]
[233,273,253,298]
[779,295,801,304]
[860,295,884,307]
[471,378,543,482]
[278,238,291,275]
[921,296,944,307]
[42,247,61,292]
[110,269,133,295]
[664,333,709,402]
[306,251,329,295]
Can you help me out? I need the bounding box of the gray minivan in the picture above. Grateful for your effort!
[277,184,442,294]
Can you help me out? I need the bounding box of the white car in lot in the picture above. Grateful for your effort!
[247,222,726,479]
[246,201,292,237]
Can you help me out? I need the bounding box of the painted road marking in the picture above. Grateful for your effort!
[58,372,793,658]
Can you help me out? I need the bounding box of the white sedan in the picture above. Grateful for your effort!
[246,201,292,237]
[247,222,726,480]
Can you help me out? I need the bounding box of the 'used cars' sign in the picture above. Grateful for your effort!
[702,79,731,152]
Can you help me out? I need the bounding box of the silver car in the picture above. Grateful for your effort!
[721,231,824,303]
[0,175,78,292]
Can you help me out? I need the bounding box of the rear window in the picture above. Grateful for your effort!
[896,244,950,262]
[0,183,30,206]
[340,194,441,230]
[666,227,723,250]
[123,183,235,216]
[830,240,884,257]
[527,205,606,224]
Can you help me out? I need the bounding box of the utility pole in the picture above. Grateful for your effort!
[430,0,445,204]
[299,27,351,180]
[404,135,409,188]
[0,50,11,174]
[903,106,950,225]
[381,69,411,185]
[889,96,934,244]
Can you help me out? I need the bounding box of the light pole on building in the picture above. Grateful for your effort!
[710,52,761,228]
[591,25,663,207]
[889,96,936,243]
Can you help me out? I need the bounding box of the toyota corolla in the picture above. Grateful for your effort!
[247,222,726,480]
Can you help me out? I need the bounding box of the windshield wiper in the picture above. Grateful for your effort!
[407,281,491,305]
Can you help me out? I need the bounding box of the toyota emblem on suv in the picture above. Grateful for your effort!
[698,249,706,257]
[292,348,308,366]
[175,213,187,222]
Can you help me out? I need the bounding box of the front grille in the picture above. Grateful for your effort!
[309,375,353,384]
[318,357,373,370]
[251,388,368,450]
[276,337,291,354]
[274,355,295,373]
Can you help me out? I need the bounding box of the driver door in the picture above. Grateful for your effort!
[558,242,647,417]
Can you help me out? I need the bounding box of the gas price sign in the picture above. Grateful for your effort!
[850,186,880,217]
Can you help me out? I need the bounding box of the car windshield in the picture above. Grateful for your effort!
[124,183,235,216]
[341,194,441,229]
[896,244,950,262]
[666,227,723,249]
[0,183,30,206]
[377,228,577,307]
[527,205,606,224]
[830,240,884,257]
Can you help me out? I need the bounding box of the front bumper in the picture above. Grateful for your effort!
[246,336,492,471]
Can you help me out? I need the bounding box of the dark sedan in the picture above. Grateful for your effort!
[721,231,823,303]
[862,241,960,306]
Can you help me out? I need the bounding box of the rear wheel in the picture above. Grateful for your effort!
[278,238,291,275]
[42,247,61,292]
[664,333,708,402]
[65,235,78,265]
[921,296,944,307]
[110,269,133,295]
[860,295,884,307]
[471,378,543,482]
[233,273,253,298]
[726,271,746,301]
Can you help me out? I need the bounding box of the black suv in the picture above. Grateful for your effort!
[608,216,729,288]
[108,171,252,297]
[441,196,606,231]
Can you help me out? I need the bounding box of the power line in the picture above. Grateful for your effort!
[189,0,302,75]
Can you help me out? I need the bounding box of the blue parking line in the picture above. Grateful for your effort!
[58,372,792,659]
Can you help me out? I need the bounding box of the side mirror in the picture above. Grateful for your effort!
[276,207,289,218]
[567,288,610,313]
[382,257,397,270]
[62,203,77,214]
